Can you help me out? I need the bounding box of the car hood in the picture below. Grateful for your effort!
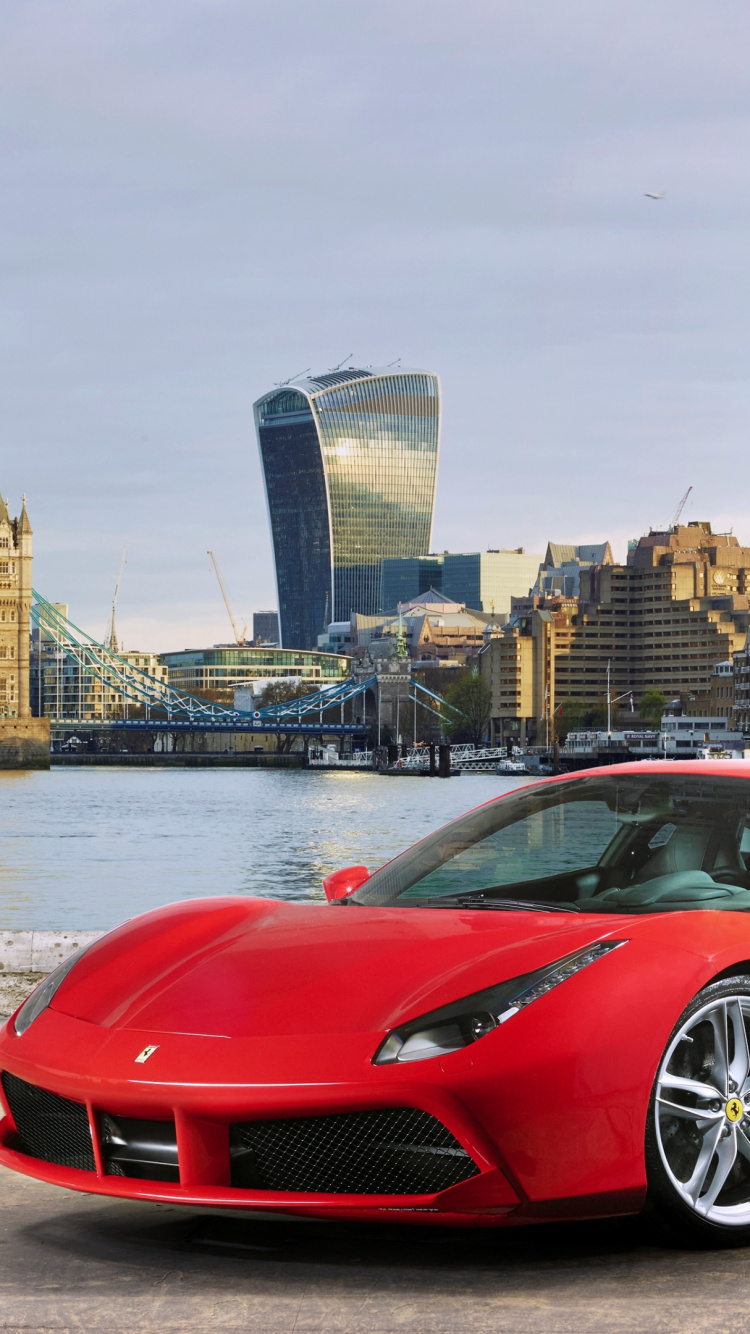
[51,895,626,1039]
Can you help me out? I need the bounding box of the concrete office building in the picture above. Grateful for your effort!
[253,610,279,645]
[442,550,543,614]
[316,621,355,655]
[710,659,735,720]
[482,522,750,745]
[381,549,543,616]
[380,556,445,609]
[534,542,614,598]
[734,636,750,732]
[255,368,440,649]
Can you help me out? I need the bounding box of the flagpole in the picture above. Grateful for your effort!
[607,660,611,739]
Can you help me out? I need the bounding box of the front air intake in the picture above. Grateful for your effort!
[1,1071,95,1172]
[229,1107,479,1194]
[100,1113,179,1182]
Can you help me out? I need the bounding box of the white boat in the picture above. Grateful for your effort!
[308,745,373,769]
[695,745,749,762]
[496,759,528,774]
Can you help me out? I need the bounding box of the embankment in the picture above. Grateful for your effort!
[0,930,103,1016]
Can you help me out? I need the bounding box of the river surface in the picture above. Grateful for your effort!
[0,767,531,929]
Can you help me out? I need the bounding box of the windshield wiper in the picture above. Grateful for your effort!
[406,893,579,913]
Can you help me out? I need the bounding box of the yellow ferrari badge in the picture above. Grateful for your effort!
[726,1098,744,1123]
[134,1045,159,1064]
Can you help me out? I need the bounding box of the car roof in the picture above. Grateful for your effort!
[552,760,750,781]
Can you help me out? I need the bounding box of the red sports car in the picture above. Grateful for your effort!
[4,760,750,1244]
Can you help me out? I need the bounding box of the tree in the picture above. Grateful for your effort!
[639,689,667,729]
[587,694,610,728]
[256,680,321,752]
[256,680,319,709]
[555,698,584,742]
[443,668,492,745]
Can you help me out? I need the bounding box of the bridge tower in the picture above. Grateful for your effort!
[353,645,412,741]
[0,494,49,768]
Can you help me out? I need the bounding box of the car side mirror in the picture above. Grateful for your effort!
[323,865,370,902]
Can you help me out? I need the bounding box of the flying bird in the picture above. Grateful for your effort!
[644,192,666,199]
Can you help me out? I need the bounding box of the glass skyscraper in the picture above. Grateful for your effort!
[255,368,440,649]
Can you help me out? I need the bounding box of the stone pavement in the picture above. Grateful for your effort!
[1,1164,750,1333]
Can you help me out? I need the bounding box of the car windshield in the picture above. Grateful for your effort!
[350,774,750,914]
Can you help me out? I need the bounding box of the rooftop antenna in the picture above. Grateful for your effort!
[207,550,247,646]
[104,546,127,654]
[386,358,401,368]
[670,485,693,530]
[273,368,310,387]
[328,353,353,372]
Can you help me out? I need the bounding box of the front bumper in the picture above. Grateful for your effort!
[0,1008,521,1226]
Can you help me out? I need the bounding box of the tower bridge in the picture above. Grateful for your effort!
[30,592,458,742]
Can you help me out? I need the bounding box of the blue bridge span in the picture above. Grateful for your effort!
[31,592,456,736]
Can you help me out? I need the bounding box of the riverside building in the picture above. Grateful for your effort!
[710,659,735,720]
[348,591,502,667]
[734,636,750,732]
[482,522,750,746]
[32,631,169,722]
[162,645,350,707]
[255,367,440,649]
[380,549,543,616]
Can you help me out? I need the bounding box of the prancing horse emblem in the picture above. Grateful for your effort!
[134,1045,159,1064]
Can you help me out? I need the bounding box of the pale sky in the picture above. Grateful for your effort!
[2,0,750,650]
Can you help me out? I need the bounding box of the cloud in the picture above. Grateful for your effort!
[1,0,749,647]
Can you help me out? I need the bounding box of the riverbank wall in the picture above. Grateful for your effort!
[0,929,103,1016]
[51,752,304,768]
[0,718,50,770]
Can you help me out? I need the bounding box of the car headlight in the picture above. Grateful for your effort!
[373,939,627,1065]
[13,947,91,1037]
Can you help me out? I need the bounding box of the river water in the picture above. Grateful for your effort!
[0,767,531,930]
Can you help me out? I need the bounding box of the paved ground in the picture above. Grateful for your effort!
[3,1166,750,1333]
[0,974,44,1017]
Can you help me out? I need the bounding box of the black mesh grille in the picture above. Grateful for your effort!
[229,1107,479,1195]
[1,1071,95,1172]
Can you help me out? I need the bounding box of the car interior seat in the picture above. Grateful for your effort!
[634,825,712,883]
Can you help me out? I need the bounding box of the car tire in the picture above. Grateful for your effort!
[646,976,750,1247]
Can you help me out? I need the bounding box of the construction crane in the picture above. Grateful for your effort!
[207,550,247,646]
[104,546,127,654]
[670,486,693,529]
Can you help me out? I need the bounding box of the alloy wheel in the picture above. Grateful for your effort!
[655,993,750,1226]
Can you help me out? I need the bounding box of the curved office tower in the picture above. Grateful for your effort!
[255,368,440,649]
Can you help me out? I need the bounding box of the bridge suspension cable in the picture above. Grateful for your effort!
[30,591,376,729]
